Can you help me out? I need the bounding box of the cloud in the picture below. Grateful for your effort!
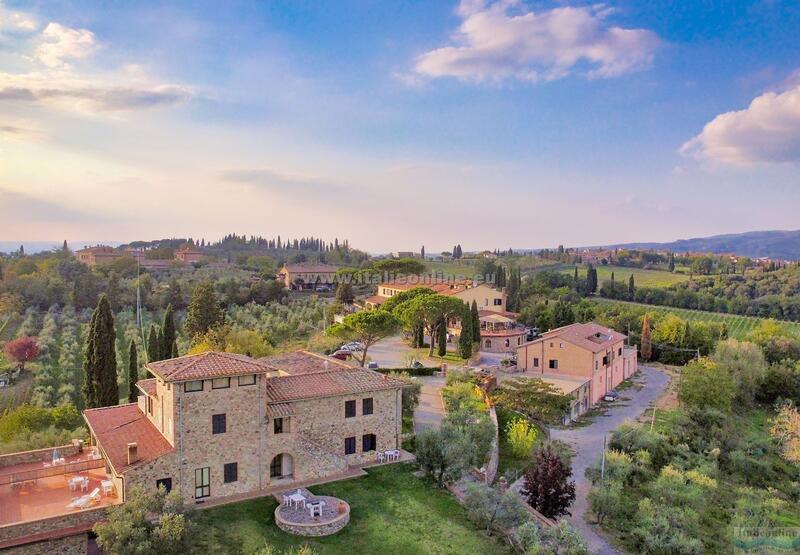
[219,168,343,196]
[413,0,660,83]
[0,71,191,111]
[680,82,800,166]
[0,20,191,113]
[35,23,96,68]
[0,120,45,141]
[0,3,37,33]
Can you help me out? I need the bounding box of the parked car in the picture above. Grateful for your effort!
[367,361,379,369]
[410,360,425,369]
[330,350,351,360]
[603,390,620,402]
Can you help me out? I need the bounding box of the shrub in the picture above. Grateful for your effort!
[505,417,538,458]
[588,480,627,526]
[521,444,576,518]
[678,357,736,412]
[462,482,528,534]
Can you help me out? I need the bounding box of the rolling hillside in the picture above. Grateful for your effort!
[591,229,800,260]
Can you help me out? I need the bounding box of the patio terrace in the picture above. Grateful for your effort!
[0,449,120,526]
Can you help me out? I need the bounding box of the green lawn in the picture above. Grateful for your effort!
[425,260,478,279]
[595,298,800,339]
[563,265,690,288]
[195,464,510,555]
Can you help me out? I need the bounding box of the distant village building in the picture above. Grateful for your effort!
[390,251,416,259]
[75,245,122,266]
[75,244,204,270]
[516,322,638,421]
[278,263,340,290]
[365,277,527,352]
[174,245,204,263]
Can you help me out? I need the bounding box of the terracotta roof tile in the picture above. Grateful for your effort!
[145,351,277,382]
[364,295,386,305]
[265,366,405,403]
[259,351,351,376]
[533,322,626,352]
[83,404,174,474]
[135,378,156,396]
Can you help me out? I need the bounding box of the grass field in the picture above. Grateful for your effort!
[596,298,800,339]
[196,464,509,554]
[564,265,690,288]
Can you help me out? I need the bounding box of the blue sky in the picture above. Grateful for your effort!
[1,0,799,252]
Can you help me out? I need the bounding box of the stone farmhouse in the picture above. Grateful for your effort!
[277,264,340,291]
[365,277,528,353]
[0,351,405,553]
[515,322,638,421]
[75,244,205,269]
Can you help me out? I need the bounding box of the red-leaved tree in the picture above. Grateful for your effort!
[520,444,576,519]
[4,335,39,371]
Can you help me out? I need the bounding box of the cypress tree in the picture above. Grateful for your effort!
[628,274,635,299]
[83,294,118,408]
[641,313,652,361]
[147,325,160,363]
[128,340,138,403]
[471,300,481,342]
[437,318,447,357]
[160,304,177,360]
[611,271,615,283]
[458,309,473,359]
[668,253,675,272]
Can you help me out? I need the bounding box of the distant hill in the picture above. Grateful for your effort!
[596,230,800,260]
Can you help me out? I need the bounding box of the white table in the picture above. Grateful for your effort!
[68,477,83,492]
[385,449,400,461]
[288,492,306,509]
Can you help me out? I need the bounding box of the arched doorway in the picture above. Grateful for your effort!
[270,453,293,479]
[484,339,492,349]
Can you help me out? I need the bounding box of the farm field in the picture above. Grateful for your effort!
[564,264,690,287]
[595,298,800,339]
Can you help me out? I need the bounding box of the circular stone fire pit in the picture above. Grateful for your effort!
[275,495,350,537]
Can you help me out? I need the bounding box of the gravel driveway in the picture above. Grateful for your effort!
[550,365,671,555]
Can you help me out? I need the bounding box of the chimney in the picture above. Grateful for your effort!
[127,442,139,465]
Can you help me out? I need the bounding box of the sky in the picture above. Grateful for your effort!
[1,0,799,253]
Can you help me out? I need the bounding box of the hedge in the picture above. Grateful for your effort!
[373,366,439,377]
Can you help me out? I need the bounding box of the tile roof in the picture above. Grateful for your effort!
[535,322,626,352]
[265,365,406,403]
[364,295,386,305]
[259,351,351,376]
[478,309,519,320]
[83,403,174,474]
[146,351,277,383]
[136,378,156,396]
[266,402,295,418]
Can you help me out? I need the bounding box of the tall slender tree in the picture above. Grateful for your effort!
[184,280,222,341]
[437,317,447,357]
[147,325,160,363]
[160,304,177,360]
[458,308,473,359]
[471,300,481,342]
[628,274,635,299]
[128,340,138,403]
[641,313,652,361]
[83,294,119,408]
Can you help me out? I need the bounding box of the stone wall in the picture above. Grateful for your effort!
[293,387,402,466]
[1,533,87,555]
[0,444,80,469]
[174,372,267,504]
[0,506,106,545]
